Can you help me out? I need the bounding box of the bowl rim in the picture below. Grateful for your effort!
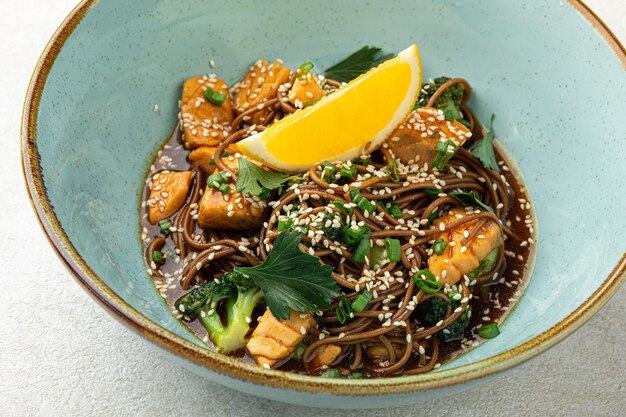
[21,0,626,396]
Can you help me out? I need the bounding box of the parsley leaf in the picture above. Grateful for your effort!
[234,229,340,319]
[471,114,500,172]
[448,191,494,213]
[323,46,394,83]
[235,157,290,196]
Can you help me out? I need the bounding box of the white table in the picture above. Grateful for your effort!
[1,1,624,415]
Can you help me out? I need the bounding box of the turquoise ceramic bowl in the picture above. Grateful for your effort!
[22,0,626,409]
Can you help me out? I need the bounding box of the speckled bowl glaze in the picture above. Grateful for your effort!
[22,0,626,409]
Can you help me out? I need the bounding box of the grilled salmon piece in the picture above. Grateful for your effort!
[428,208,502,285]
[188,145,240,175]
[386,107,472,166]
[233,60,291,125]
[246,309,316,368]
[147,171,193,224]
[305,344,342,370]
[288,73,325,109]
[197,155,265,230]
[180,76,234,149]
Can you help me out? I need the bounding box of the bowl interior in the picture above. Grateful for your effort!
[31,0,625,377]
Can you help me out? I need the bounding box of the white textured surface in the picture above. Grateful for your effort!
[1,1,624,416]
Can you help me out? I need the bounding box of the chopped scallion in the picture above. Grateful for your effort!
[297,61,314,80]
[203,87,227,106]
[387,159,400,182]
[349,188,376,214]
[335,295,353,324]
[152,250,165,263]
[332,200,354,216]
[412,270,442,294]
[158,219,173,235]
[384,201,403,219]
[384,238,401,262]
[423,188,440,196]
[320,368,342,378]
[277,218,294,231]
[427,210,439,223]
[340,164,356,179]
[351,235,371,264]
[432,140,458,170]
[478,323,500,339]
[351,290,372,312]
[432,239,448,255]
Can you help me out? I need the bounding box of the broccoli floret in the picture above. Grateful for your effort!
[414,297,449,327]
[175,272,264,353]
[440,305,472,342]
[416,76,466,122]
[321,212,343,242]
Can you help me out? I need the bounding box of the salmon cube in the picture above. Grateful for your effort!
[386,107,471,166]
[197,156,265,230]
[233,60,291,125]
[180,76,234,149]
[288,73,325,109]
[427,208,502,285]
[306,344,342,370]
[147,171,193,224]
[246,309,315,368]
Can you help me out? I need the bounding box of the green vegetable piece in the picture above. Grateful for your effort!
[432,139,458,170]
[341,224,370,246]
[471,114,500,172]
[320,368,342,378]
[441,306,472,342]
[158,219,173,235]
[234,230,340,320]
[478,323,500,339]
[387,159,400,182]
[351,291,372,312]
[351,234,371,264]
[414,297,449,326]
[152,250,165,264]
[468,247,499,278]
[335,295,353,324]
[203,87,228,106]
[384,238,401,262]
[323,46,394,83]
[292,339,310,361]
[235,157,290,196]
[384,201,403,219]
[332,200,354,216]
[340,164,357,179]
[296,61,314,80]
[448,191,494,213]
[432,238,448,255]
[412,270,442,294]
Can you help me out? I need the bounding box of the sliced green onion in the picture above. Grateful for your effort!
[349,188,376,214]
[296,61,314,80]
[207,173,224,188]
[351,235,371,264]
[340,164,356,179]
[384,201,403,219]
[321,161,336,182]
[341,224,370,246]
[158,219,173,235]
[258,187,272,199]
[355,158,370,166]
[427,210,438,224]
[221,150,230,157]
[152,250,165,263]
[321,368,342,378]
[387,159,400,182]
[384,238,401,262]
[478,323,500,339]
[351,291,372,312]
[335,296,353,324]
[459,119,472,129]
[203,87,227,106]
[332,200,354,216]
[412,270,442,294]
[432,140,458,170]
[423,188,440,196]
[277,218,294,231]
[218,184,231,194]
[432,238,448,255]
[208,158,216,165]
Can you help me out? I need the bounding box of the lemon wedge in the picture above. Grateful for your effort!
[237,44,423,172]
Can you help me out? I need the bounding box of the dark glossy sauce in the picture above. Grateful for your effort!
[140,126,537,374]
